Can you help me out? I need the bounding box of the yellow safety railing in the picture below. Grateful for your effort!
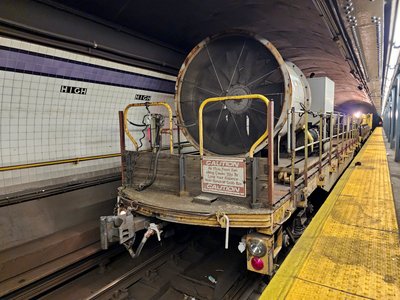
[198,94,270,158]
[123,102,174,154]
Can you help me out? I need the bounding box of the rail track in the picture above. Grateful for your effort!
[6,227,264,300]
[3,185,329,300]
[2,245,123,300]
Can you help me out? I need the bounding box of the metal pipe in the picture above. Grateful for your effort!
[306,129,314,153]
[324,0,370,92]
[348,116,352,148]
[304,110,308,186]
[350,25,370,81]
[345,115,349,152]
[294,129,316,152]
[287,109,291,154]
[251,158,258,207]
[177,120,181,155]
[350,118,353,146]
[119,111,126,183]
[178,154,186,195]
[0,17,179,72]
[349,116,354,147]
[290,107,296,202]
[223,214,230,249]
[329,112,333,166]
[336,114,340,161]
[293,130,348,152]
[1,173,120,207]
[341,115,345,154]
[0,153,120,172]
[318,114,323,175]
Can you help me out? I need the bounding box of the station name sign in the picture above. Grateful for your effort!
[60,85,87,95]
[201,157,246,197]
[135,94,152,101]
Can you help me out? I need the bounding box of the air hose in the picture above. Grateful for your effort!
[136,146,162,191]
[136,114,164,191]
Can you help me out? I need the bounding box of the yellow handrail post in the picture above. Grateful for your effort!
[304,108,309,186]
[198,94,274,208]
[198,94,270,157]
[318,113,323,176]
[329,112,333,167]
[267,100,275,207]
[123,102,174,154]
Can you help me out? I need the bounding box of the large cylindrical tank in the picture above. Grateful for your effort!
[175,32,311,155]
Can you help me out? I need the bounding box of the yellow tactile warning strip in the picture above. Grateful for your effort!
[262,128,400,299]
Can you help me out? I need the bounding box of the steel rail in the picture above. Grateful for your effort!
[3,245,123,300]
[85,243,185,300]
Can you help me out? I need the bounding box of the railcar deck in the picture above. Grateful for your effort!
[262,128,400,299]
[120,140,356,229]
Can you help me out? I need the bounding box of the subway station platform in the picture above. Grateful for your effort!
[262,128,400,299]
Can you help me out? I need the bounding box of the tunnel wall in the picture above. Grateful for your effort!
[0,0,184,74]
[0,180,120,251]
[0,36,177,196]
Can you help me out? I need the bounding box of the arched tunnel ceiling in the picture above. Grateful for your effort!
[30,0,382,112]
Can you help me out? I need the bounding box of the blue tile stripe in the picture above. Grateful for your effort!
[0,46,175,94]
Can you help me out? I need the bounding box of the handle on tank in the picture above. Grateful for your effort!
[123,102,174,154]
[198,94,270,158]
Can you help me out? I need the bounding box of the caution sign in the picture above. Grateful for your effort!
[201,157,246,197]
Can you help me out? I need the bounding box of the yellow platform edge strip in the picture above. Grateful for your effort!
[262,128,400,299]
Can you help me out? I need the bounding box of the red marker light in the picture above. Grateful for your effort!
[251,257,264,270]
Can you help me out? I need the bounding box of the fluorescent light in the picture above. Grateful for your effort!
[382,1,400,114]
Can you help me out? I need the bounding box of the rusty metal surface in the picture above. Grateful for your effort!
[118,136,357,229]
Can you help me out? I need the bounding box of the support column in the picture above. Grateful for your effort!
[385,105,390,137]
[386,98,392,141]
[395,74,400,162]
[383,107,387,137]
[390,88,397,149]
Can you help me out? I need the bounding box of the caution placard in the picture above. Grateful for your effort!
[201,157,246,197]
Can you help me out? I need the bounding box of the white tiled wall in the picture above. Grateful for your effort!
[0,37,177,195]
